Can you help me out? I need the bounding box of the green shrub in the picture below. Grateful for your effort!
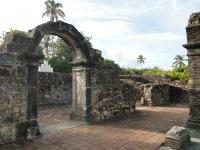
[165,70,189,82]
[103,59,122,73]
[144,67,165,76]
[143,67,189,82]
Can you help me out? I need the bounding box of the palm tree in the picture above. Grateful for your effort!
[172,55,187,71]
[42,0,65,57]
[42,0,65,22]
[137,55,146,74]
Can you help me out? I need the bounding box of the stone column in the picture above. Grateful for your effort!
[183,12,200,129]
[0,34,43,143]
[15,53,42,139]
[70,64,94,122]
[25,53,42,135]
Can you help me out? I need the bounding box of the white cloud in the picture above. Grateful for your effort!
[0,0,199,69]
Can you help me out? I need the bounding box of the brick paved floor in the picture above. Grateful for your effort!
[0,104,189,150]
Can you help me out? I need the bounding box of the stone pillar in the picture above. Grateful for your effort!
[70,64,94,122]
[0,34,42,143]
[25,53,42,136]
[15,53,42,140]
[183,12,200,129]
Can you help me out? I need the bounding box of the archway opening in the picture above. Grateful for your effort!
[26,21,94,137]
[35,35,75,134]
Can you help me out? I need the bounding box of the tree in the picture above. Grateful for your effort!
[42,0,65,22]
[36,45,45,65]
[103,59,122,73]
[42,0,66,57]
[48,38,72,73]
[137,55,146,74]
[172,55,187,72]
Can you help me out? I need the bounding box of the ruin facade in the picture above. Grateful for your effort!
[0,21,137,144]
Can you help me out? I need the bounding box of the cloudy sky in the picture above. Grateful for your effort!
[0,0,199,69]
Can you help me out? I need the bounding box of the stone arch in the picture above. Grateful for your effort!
[26,21,94,124]
[0,21,96,143]
[28,21,93,65]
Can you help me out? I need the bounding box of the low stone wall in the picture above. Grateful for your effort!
[169,86,189,103]
[142,84,170,106]
[37,70,137,120]
[38,72,72,106]
[91,65,137,121]
[120,75,188,88]
[120,75,189,106]
[91,81,136,120]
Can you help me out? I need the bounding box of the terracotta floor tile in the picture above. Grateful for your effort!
[1,105,189,150]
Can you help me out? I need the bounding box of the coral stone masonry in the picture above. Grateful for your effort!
[0,21,137,144]
[183,11,200,129]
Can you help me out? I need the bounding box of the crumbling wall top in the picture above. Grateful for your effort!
[188,11,200,27]
[1,33,31,53]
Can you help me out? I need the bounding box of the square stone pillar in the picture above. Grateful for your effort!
[16,53,42,140]
[70,65,94,122]
[183,12,200,129]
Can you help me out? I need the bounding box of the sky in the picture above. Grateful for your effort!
[0,0,199,69]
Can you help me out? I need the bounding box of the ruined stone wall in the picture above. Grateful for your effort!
[37,72,72,106]
[90,64,136,121]
[0,53,28,144]
[120,75,189,106]
[121,75,188,88]
[142,84,170,106]
[169,86,189,103]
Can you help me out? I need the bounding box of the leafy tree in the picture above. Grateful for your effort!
[144,67,165,76]
[36,45,45,65]
[42,0,66,56]
[103,59,122,74]
[42,0,65,22]
[47,38,72,73]
[172,55,187,72]
[137,55,146,74]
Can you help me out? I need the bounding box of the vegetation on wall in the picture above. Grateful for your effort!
[0,29,27,45]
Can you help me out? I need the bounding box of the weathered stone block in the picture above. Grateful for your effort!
[37,72,72,106]
[142,84,170,106]
[165,126,191,149]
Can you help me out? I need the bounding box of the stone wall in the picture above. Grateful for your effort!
[37,72,72,106]
[39,67,137,121]
[0,21,138,144]
[142,84,170,106]
[120,75,189,106]
[169,86,189,103]
[37,70,140,120]
[0,53,28,144]
[90,64,136,121]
